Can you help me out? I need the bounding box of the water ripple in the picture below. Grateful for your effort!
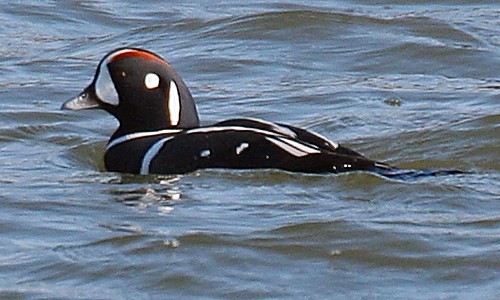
[1,1,499,299]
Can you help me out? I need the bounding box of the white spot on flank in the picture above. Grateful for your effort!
[168,80,181,126]
[200,149,211,158]
[144,73,160,89]
[235,142,249,155]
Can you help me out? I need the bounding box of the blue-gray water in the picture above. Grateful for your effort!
[1,1,499,299]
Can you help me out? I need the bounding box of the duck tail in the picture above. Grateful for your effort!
[372,162,466,180]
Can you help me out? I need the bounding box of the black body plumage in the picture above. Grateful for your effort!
[62,48,395,175]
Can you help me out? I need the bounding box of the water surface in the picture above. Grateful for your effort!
[0,1,499,299]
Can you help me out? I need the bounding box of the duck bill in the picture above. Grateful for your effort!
[61,88,101,110]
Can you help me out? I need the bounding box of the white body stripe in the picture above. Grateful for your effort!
[107,125,287,151]
[168,80,181,126]
[107,129,182,151]
[111,123,328,173]
[108,125,329,153]
[140,137,174,175]
[185,125,289,136]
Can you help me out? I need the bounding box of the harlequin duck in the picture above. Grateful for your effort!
[62,48,395,175]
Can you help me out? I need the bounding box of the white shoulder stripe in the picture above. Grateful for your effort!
[168,80,181,126]
[265,137,307,157]
[107,129,181,151]
[233,118,337,149]
[241,117,297,138]
[140,136,174,175]
[307,130,339,149]
[108,125,325,170]
[277,137,321,153]
[106,126,279,151]
[185,125,282,136]
[265,137,321,157]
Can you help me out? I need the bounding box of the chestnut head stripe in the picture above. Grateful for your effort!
[108,49,167,65]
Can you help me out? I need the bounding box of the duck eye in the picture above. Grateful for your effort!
[78,93,88,101]
[144,73,160,89]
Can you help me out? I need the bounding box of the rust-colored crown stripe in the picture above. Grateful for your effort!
[109,49,169,65]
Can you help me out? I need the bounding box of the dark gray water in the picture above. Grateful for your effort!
[1,1,499,299]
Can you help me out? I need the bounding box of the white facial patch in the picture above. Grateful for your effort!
[144,73,160,90]
[95,63,120,106]
[168,80,181,126]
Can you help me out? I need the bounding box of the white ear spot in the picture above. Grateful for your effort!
[144,73,160,90]
[168,80,181,126]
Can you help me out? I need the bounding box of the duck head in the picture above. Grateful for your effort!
[62,48,200,136]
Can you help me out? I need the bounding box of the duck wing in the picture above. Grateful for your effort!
[135,119,394,175]
[214,118,367,157]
